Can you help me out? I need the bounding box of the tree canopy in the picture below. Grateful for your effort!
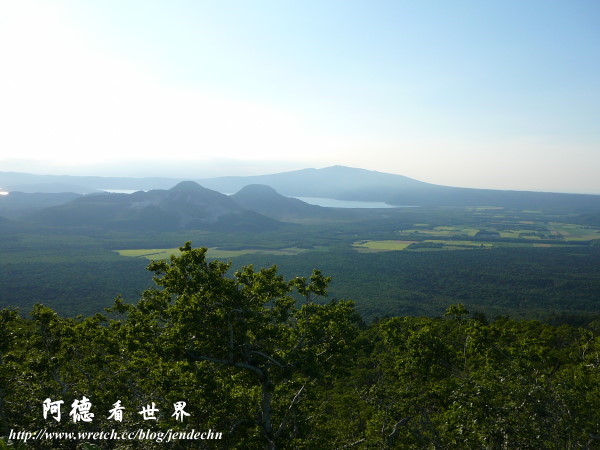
[1,243,598,449]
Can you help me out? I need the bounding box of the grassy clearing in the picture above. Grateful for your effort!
[115,248,182,259]
[399,226,479,237]
[353,240,416,253]
[496,229,546,239]
[400,229,449,236]
[423,240,494,248]
[548,223,600,241]
[399,226,480,238]
[115,246,311,260]
[353,239,576,254]
[353,240,492,253]
[499,230,522,238]
[402,219,600,243]
[436,226,480,236]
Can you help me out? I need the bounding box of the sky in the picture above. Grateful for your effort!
[0,0,599,194]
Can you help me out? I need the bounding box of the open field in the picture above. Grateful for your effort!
[114,248,182,259]
[398,225,480,237]
[548,223,600,240]
[115,246,314,260]
[396,221,600,243]
[353,240,416,253]
[421,240,494,249]
[353,239,581,253]
[353,239,495,252]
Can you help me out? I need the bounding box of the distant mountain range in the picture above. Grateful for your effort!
[0,172,179,193]
[2,166,600,215]
[198,166,432,200]
[0,192,82,219]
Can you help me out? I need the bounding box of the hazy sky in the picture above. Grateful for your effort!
[1,1,599,193]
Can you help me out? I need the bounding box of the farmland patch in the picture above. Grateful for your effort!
[115,246,311,260]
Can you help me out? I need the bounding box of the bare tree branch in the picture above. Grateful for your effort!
[274,383,306,439]
[387,417,410,446]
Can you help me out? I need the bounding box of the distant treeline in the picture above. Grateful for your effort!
[3,244,600,325]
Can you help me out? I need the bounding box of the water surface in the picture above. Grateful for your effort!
[295,197,403,208]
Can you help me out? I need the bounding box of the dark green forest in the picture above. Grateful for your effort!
[2,202,600,324]
[1,244,599,449]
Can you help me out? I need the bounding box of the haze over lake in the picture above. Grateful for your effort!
[295,197,402,209]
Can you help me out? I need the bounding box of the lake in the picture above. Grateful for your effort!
[294,197,408,208]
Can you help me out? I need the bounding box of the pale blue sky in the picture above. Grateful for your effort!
[1,1,599,193]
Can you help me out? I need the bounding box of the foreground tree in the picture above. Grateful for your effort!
[114,242,360,448]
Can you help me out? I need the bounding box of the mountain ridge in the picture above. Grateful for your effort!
[231,184,331,220]
[3,166,600,211]
[199,165,435,200]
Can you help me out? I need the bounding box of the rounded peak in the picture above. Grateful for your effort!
[235,184,279,195]
[170,181,205,191]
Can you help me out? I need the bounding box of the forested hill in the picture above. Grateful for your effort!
[14,182,387,230]
[231,184,329,220]
[25,181,281,232]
